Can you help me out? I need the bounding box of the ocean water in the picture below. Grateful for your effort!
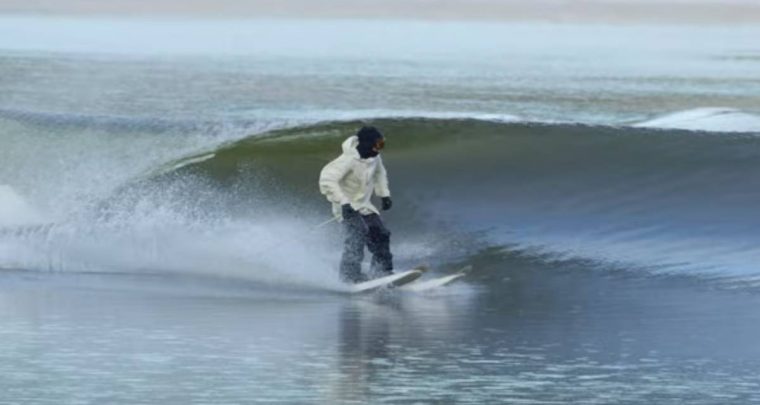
[2,16,760,403]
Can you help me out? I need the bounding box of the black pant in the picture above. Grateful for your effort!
[340,213,393,283]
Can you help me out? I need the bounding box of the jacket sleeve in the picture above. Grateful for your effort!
[373,156,391,198]
[319,155,352,205]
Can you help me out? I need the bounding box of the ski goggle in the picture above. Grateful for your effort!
[373,138,385,151]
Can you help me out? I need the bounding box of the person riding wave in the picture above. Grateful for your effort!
[319,126,393,283]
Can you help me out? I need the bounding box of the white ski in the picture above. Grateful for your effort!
[349,267,427,294]
[400,265,472,292]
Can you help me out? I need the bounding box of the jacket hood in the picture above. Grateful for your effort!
[342,135,383,160]
[341,136,361,159]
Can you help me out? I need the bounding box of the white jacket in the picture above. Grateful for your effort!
[319,136,391,219]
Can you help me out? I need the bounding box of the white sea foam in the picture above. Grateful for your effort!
[0,185,43,227]
[634,108,760,133]
[0,195,345,291]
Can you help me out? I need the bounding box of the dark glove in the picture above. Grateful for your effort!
[381,197,393,211]
[341,203,358,220]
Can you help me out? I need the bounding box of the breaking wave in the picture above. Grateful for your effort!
[634,108,760,133]
[2,113,760,290]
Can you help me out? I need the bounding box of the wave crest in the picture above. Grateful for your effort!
[634,107,760,133]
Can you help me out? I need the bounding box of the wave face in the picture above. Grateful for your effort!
[3,115,760,289]
[166,119,760,281]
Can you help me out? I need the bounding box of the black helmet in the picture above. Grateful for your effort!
[356,126,384,158]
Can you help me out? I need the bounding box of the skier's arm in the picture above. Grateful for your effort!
[319,156,352,205]
[374,156,391,198]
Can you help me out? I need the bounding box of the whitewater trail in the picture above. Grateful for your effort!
[0,185,43,227]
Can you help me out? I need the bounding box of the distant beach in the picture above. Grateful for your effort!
[2,0,760,24]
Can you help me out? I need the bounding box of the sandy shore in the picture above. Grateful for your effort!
[1,0,759,24]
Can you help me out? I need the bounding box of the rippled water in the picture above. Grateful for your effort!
[2,269,760,404]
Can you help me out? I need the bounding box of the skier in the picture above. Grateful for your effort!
[319,126,394,283]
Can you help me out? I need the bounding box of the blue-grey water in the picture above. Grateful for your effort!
[3,270,760,403]
[2,16,760,404]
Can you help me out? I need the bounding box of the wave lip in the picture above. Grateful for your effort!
[634,108,760,133]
